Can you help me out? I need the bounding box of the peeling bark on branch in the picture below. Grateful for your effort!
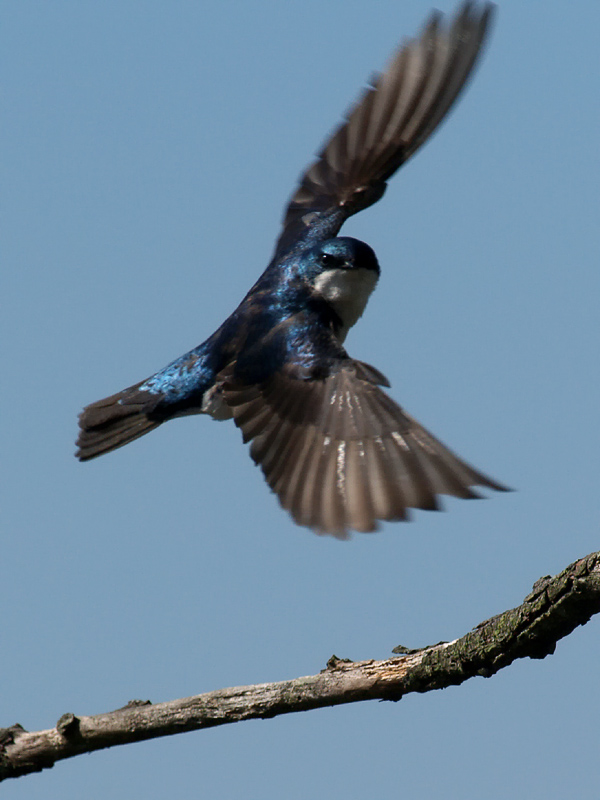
[2,550,599,783]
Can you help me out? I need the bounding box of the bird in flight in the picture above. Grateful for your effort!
[77,1,507,538]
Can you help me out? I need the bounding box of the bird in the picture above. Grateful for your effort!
[77,1,508,538]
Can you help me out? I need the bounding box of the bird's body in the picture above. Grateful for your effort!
[77,2,507,537]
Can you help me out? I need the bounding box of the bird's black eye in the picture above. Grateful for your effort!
[319,252,338,268]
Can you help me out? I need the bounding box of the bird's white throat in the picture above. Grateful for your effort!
[312,267,378,342]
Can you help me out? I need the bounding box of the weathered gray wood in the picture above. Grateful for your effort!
[2,550,599,782]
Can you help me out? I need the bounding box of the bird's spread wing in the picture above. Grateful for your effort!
[222,357,506,538]
[274,1,495,260]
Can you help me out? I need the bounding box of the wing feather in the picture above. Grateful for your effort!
[274,2,495,259]
[223,361,507,536]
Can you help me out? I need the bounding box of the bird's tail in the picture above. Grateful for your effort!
[76,382,162,461]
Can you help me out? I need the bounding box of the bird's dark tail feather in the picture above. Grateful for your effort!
[76,382,162,461]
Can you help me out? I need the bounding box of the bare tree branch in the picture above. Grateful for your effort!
[2,550,599,783]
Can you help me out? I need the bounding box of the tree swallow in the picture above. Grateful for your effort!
[77,1,507,537]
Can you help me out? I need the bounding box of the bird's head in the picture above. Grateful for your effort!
[299,237,380,341]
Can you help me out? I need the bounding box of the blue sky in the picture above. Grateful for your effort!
[3,1,600,797]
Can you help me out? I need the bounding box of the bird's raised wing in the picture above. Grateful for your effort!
[274,1,495,260]
[223,357,506,538]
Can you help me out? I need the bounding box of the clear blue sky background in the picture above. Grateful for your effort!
[3,1,599,797]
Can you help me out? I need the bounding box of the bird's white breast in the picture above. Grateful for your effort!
[312,268,378,342]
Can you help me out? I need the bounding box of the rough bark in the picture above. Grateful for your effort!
[1,550,599,783]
